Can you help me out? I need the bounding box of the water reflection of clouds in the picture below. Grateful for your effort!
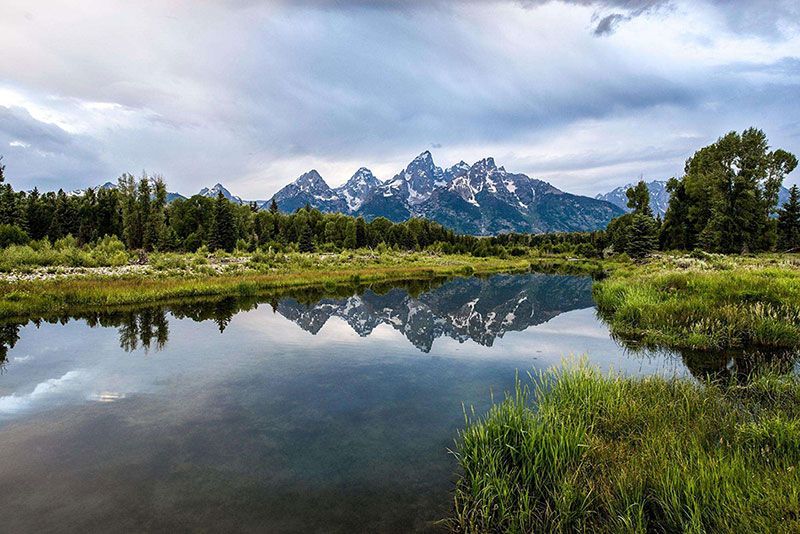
[0,370,85,415]
[0,274,730,421]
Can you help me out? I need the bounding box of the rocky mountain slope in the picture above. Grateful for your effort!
[268,151,623,234]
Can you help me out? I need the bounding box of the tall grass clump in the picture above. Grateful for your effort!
[448,363,800,533]
[594,260,800,350]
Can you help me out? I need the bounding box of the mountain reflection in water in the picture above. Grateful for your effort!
[0,272,798,533]
[0,273,796,382]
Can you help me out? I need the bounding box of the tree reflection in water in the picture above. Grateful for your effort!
[0,274,797,380]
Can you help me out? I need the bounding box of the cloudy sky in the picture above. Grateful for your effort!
[1,0,799,198]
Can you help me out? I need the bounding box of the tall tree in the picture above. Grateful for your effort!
[298,221,315,252]
[626,180,652,217]
[210,191,237,252]
[777,185,800,251]
[669,128,797,253]
[355,217,368,248]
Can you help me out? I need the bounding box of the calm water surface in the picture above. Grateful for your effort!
[0,273,793,532]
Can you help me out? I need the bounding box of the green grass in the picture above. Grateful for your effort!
[0,251,533,320]
[594,253,800,350]
[448,362,800,533]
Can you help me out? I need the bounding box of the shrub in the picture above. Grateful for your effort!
[0,224,29,248]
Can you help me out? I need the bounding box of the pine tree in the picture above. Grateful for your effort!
[777,185,800,251]
[48,190,69,240]
[626,214,658,259]
[343,220,357,249]
[210,191,237,252]
[298,222,315,252]
[269,198,279,214]
[355,217,368,248]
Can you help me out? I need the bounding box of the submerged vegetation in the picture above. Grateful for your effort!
[449,363,800,533]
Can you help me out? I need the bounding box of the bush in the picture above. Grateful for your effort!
[0,224,29,248]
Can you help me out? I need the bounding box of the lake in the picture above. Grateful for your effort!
[0,272,794,532]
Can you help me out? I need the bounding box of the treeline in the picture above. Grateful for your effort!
[493,128,800,259]
[0,162,501,255]
[0,127,797,259]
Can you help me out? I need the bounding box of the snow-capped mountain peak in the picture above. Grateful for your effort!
[293,170,330,193]
[335,167,381,211]
[199,183,243,204]
[269,151,625,234]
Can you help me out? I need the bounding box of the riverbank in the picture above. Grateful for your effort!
[449,363,800,533]
[593,252,800,350]
[0,250,534,320]
[2,248,800,351]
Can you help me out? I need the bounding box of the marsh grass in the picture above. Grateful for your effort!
[0,251,532,320]
[594,254,800,350]
[448,363,800,533]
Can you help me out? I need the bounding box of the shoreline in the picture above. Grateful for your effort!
[0,252,537,321]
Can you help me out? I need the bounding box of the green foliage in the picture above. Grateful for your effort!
[449,363,800,533]
[594,255,800,350]
[210,191,237,252]
[625,179,652,217]
[625,213,659,259]
[0,224,29,248]
[298,221,315,253]
[662,128,798,253]
[777,184,800,251]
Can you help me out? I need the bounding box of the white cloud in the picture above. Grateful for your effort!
[0,0,797,195]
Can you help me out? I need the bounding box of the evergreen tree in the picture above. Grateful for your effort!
[25,188,50,240]
[269,198,279,214]
[0,183,17,225]
[777,185,800,251]
[48,190,70,240]
[343,220,357,249]
[0,155,4,183]
[355,217,368,248]
[298,222,315,252]
[210,191,237,252]
[626,214,658,259]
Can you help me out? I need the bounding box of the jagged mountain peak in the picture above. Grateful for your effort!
[268,151,625,233]
[198,183,243,204]
[336,167,382,211]
[293,170,330,191]
[472,157,497,171]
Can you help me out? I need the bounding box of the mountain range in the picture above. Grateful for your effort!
[63,152,795,235]
[268,151,624,234]
[276,273,594,352]
[596,180,793,218]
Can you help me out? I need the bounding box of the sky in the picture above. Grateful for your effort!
[0,0,799,198]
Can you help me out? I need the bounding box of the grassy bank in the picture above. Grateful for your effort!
[594,253,800,350]
[0,251,533,320]
[449,363,800,533]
